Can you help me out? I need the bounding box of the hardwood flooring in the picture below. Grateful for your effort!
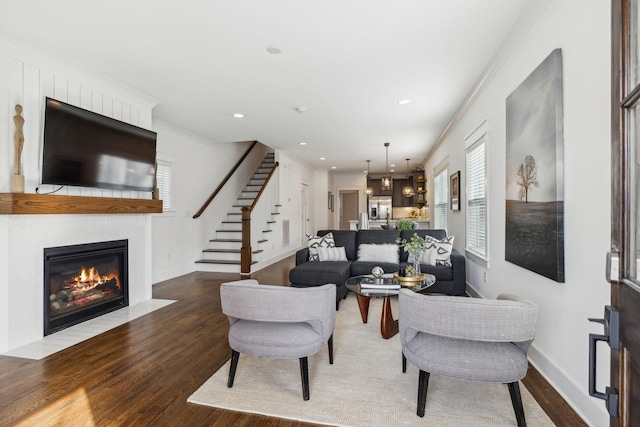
[0,256,585,426]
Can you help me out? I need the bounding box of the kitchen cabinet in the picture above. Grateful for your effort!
[392,178,415,207]
[367,178,391,196]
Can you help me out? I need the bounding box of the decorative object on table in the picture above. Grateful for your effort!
[397,232,428,276]
[395,219,413,230]
[371,266,384,278]
[505,48,564,282]
[11,104,25,193]
[450,171,460,211]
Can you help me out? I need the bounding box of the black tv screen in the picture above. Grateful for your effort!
[41,97,157,192]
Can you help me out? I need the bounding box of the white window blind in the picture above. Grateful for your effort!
[156,161,173,212]
[466,140,487,258]
[434,167,448,232]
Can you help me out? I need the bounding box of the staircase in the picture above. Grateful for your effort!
[195,152,279,273]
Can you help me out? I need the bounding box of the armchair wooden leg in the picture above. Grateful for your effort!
[402,353,407,373]
[417,370,430,417]
[299,357,310,400]
[227,350,239,388]
[328,334,334,364]
[507,381,526,427]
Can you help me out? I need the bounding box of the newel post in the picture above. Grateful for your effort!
[240,207,252,277]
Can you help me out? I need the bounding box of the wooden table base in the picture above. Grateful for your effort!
[355,293,398,339]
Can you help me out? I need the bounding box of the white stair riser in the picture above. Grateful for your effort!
[219,223,242,231]
[195,263,240,274]
[202,252,240,261]
[209,241,241,250]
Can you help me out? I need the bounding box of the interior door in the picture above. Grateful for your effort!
[339,191,358,230]
[610,1,640,424]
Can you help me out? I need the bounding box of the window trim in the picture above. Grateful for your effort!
[464,120,489,267]
[433,161,449,233]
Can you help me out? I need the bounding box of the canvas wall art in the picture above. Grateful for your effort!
[505,48,565,282]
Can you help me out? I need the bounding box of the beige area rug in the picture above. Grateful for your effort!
[188,295,554,426]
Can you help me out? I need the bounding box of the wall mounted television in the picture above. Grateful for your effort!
[41,97,157,192]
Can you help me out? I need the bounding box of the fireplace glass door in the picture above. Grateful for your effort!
[44,239,129,335]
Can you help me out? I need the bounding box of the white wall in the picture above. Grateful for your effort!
[424,0,610,424]
[150,121,258,283]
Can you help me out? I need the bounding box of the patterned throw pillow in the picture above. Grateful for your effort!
[307,232,336,261]
[317,246,348,262]
[423,235,455,266]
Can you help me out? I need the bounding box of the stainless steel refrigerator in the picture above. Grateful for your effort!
[368,196,392,220]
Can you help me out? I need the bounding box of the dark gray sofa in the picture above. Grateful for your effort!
[289,229,466,308]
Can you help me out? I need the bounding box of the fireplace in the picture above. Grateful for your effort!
[44,239,129,335]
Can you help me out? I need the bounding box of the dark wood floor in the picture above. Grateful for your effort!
[0,256,585,426]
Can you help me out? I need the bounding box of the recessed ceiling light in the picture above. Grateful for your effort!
[267,46,282,54]
[331,166,337,169]
[299,142,307,145]
[390,169,395,173]
[390,164,395,168]
[398,99,411,105]
[320,157,326,160]
[233,113,244,118]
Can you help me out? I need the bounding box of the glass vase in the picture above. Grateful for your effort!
[413,259,421,277]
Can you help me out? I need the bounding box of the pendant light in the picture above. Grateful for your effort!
[366,160,373,196]
[381,142,392,191]
[402,159,415,197]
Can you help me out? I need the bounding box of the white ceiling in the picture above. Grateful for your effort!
[1,0,530,174]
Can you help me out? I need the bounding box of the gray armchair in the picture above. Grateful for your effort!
[398,290,538,426]
[220,279,336,400]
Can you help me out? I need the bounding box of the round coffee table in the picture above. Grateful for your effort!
[345,273,436,339]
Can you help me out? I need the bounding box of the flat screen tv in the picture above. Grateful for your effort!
[41,97,157,192]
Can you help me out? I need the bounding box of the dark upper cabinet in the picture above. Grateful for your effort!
[367,178,391,196]
[392,178,415,207]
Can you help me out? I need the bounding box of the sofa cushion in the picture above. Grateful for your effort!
[357,243,399,263]
[350,261,400,277]
[318,230,357,260]
[289,260,352,286]
[306,232,336,261]
[318,246,348,262]
[357,229,400,245]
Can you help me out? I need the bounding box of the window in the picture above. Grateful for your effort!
[156,160,174,212]
[466,138,487,260]
[433,166,448,232]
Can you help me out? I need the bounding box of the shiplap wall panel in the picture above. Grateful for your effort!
[23,64,41,192]
[53,75,67,102]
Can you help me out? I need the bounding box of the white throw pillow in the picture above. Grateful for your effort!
[357,243,399,264]
[307,232,336,261]
[318,246,348,262]
[408,247,437,266]
[424,235,454,266]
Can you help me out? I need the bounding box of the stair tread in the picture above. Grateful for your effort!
[210,238,241,242]
[203,249,262,254]
[195,259,258,265]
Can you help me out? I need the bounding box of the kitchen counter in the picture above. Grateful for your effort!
[348,219,430,230]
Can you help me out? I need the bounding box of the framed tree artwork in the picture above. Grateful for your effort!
[505,49,565,282]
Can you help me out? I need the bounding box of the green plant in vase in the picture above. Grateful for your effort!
[395,219,413,230]
[396,232,426,276]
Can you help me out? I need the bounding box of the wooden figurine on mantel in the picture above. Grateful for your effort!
[11,104,25,193]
